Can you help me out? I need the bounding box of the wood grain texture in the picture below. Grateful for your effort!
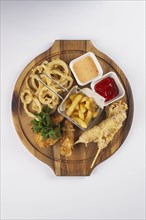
[12,40,134,176]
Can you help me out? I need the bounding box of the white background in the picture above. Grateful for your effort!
[1,1,145,220]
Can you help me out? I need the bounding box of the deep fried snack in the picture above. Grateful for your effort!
[50,114,64,126]
[38,86,59,109]
[72,116,87,129]
[26,74,40,93]
[46,69,73,92]
[47,58,69,74]
[32,97,42,113]
[21,58,74,118]
[75,101,128,147]
[34,133,59,148]
[65,93,99,128]
[66,94,83,117]
[60,120,75,157]
[105,101,128,117]
[23,103,36,119]
[20,89,33,104]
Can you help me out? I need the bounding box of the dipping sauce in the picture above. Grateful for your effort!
[73,56,99,84]
[94,77,119,102]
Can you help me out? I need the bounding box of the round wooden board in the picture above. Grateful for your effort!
[12,40,134,176]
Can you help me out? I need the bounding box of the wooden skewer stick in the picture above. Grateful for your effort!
[90,147,101,169]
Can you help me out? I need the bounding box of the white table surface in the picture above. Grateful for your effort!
[1,1,145,220]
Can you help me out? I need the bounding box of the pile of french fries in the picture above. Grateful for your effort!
[65,93,99,128]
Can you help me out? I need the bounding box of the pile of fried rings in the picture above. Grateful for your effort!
[20,59,74,118]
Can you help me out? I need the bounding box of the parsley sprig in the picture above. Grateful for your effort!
[31,106,62,140]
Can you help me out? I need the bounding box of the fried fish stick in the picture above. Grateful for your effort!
[60,120,75,157]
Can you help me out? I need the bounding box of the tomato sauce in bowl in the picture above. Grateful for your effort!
[94,77,119,102]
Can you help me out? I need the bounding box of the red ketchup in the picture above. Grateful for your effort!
[94,77,119,102]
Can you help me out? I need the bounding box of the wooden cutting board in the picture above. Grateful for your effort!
[12,40,134,176]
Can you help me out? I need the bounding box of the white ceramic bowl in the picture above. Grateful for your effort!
[69,52,103,86]
[90,71,125,106]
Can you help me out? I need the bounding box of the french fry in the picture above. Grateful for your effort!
[89,97,94,103]
[66,93,99,128]
[80,96,88,103]
[85,99,91,110]
[79,110,84,120]
[76,104,79,110]
[66,103,71,110]
[93,111,98,118]
[65,98,71,105]
[71,110,79,117]
[91,101,96,108]
[66,94,83,117]
[85,110,93,124]
[69,94,76,102]
[72,116,87,128]
[80,103,87,113]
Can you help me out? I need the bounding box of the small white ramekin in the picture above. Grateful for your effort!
[90,71,125,106]
[69,52,103,86]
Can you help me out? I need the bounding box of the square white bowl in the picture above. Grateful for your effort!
[69,52,103,86]
[90,71,125,106]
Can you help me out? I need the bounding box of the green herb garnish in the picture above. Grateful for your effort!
[31,106,62,140]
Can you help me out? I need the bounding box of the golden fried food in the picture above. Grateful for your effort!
[75,101,128,148]
[38,86,59,108]
[60,120,75,157]
[51,114,64,126]
[105,101,128,117]
[20,58,74,118]
[23,103,36,119]
[47,58,70,75]
[32,98,42,113]
[66,94,83,117]
[72,116,87,128]
[65,93,99,128]
[34,133,59,148]
[20,89,33,104]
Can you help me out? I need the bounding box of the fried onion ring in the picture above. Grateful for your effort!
[20,89,33,104]
[23,102,36,119]
[21,58,74,118]
[26,74,40,92]
[60,75,74,89]
[46,69,73,91]
[38,87,59,109]
[48,58,69,74]
[32,97,42,113]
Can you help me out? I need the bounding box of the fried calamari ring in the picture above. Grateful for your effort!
[42,60,72,78]
[38,86,59,109]
[46,69,73,91]
[35,65,44,73]
[20,89,33,104]
[60,75,74,90]
[29,64,44,77]
[23,102,36,119]
[21,58,74,119]
[25,74,40,92]
[26,73,52,95]
[32,98,42,113]
[48,58,69,75]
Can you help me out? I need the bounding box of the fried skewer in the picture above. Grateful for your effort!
[74,101,128,169]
